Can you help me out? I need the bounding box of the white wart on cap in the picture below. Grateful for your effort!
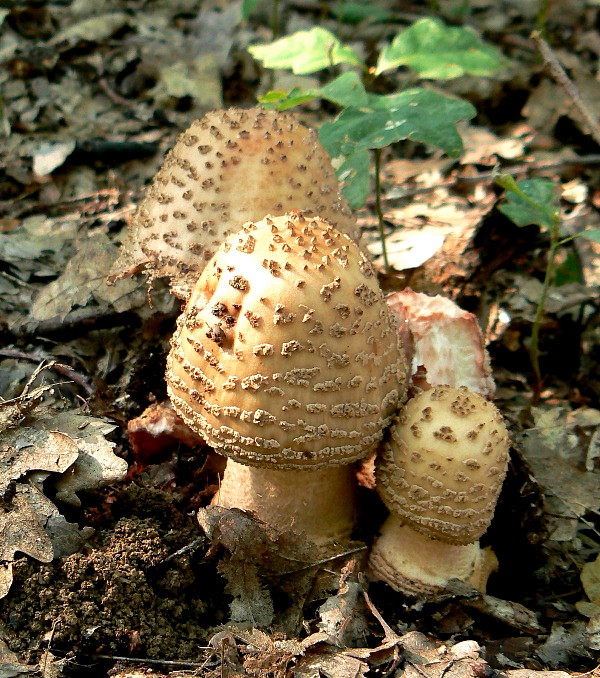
[112,108,358,297]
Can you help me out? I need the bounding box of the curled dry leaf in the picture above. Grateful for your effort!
[0,404,127,598]
[0,427,79,492]
[50,412,127,506]
[126,400,204,465]
[29,232,149,327]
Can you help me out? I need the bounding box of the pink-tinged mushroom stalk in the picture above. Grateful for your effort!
[110,107,359,299]
[166,212,408,548]
[369,385,510,599]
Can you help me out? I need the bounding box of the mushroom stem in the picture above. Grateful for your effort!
[212,458,357,548]
[368,518,498,600]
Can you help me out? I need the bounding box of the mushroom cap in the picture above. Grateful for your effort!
[376,385,510,544]
[114,107,358,297]
[166,211,407,469]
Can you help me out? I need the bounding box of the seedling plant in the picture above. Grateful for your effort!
[247,16,503,267]
[496,175,600,395]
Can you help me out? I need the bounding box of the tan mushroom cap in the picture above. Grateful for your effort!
[376,385,510,544]
[166,211,407,469]
[114,107,359,297]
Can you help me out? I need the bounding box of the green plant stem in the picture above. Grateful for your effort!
[530,218,560,398]
[373,148,390,271]
[535,0,550,32]
[271,0,280,39]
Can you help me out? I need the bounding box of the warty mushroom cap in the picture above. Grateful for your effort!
[376,385,510,545]
[111,107,359,298]
[166,211,408,469]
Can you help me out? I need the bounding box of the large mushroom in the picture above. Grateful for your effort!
[166,211,408,548]
[110,107,359,298]
[369,385,510,599]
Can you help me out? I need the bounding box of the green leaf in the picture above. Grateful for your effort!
[336,2,392,25]
[248,27,364,75]
[319,88,476,158]
[257,88,318,110]
[375,17,501,78]
[578,228,600,244]
[241,0,261,20]
[554,250,583,286]
[335,150,371,208]
[497,177,560,229]
[319,72,369,107]
[257,73,368,112]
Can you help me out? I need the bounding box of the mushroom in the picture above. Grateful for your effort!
[166,211,408,548]
[110,107,359,298]
[369,385,510,599]
[386,289,496,398]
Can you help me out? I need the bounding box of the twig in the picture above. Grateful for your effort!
[276,544,368,575]
[0,187,125,220]
[154,537,204,568]
[0,349,94,396]
[0,270,33,289]
[362,589,400,643]
[95,654,213,667]
[42,620,59,676]
[368,154,600,206]
[98,77,137,108]
[532,31,600,146]
[12,307,143,339]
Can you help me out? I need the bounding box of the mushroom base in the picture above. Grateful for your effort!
[368,517,498,600]
[211,458,357,549]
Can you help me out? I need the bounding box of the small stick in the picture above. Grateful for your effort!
[95,654,213,667]
[367,154,600,206]
[12,307,143,339]
[98,77,137,108]
[154,537,204,568]
[0,349,94,396]
[362,589,400,642]
[532,31,600,146]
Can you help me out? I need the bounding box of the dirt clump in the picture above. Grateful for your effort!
[1,487,220,664]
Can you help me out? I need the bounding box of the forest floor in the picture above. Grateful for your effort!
[0,1,599,676]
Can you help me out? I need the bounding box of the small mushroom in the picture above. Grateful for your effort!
[166,211,408,547]
[369,385,510,599]
[110,107,359,298]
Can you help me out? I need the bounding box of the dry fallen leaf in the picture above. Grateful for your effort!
[50,412,127,506]
[0,371,127,598]
[29,232,148,325]
[576,553,600,620]
[522,406,600,542]
[460,124,529,165]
